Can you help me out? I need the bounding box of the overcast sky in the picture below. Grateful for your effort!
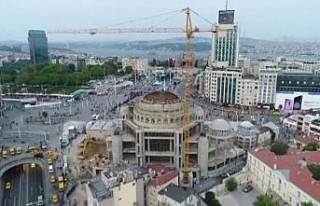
[1,0,319,42]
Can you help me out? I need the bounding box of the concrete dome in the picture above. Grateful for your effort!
[208,119,232,131]
[133,91,184,129]
[143,91,180,104]
[240,121,254,128]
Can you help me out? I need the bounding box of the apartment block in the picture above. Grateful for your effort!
[248,148,320,206]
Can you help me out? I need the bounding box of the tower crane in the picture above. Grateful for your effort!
[48,7,216,186]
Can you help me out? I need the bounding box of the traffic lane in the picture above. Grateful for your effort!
[28,164,44,203]
[2,166,22,206]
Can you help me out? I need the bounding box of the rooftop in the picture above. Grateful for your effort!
[159,183,193,203]
[88,119,122,131]
[295,136,320,145]
[146,164,178,187]
[143,91,180,104]
[207,119,233,131]
[250,148,320,201]
[88,176,110,201]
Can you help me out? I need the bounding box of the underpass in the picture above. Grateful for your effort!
[1,164,44,206]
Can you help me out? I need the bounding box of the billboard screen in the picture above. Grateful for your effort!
[275,92,320,110]
[218,10,235,24]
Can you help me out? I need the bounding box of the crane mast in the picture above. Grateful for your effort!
[182,7,193,186]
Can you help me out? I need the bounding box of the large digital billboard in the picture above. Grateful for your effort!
[275,92,320,111]
[218,10,235,25]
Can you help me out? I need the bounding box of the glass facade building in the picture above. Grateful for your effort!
[276,72,320,93]
[28,30,49,64]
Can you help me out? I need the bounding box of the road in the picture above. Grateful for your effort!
[2,164,44,206]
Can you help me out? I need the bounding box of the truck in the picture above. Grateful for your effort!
[58,176,65,192]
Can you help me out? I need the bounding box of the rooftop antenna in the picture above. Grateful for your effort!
[225,0,228,10]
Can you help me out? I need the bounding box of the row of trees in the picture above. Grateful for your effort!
[0,61,133,87]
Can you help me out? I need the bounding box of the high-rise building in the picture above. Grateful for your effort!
[258,68,280,105]
[28,30,49,64]
[210,10,240,67]
[204,68,242,104]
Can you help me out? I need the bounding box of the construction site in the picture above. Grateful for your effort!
[50,7,246,188]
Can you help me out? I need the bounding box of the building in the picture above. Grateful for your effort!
[238,74,259,106]
[248,148,320,206]
[146,164,179,206]
[204,67,242,104]
[282,114,299,130]
[157,183,199,206]
[28,30,49,63]
[235,121,272,151]
[258,68,280,106]
[210,24,240,67]
[106,91,246,180]
[86,168,141,206]
[122,57,148,73]
[276,71,320,93]
[76,58,86,70]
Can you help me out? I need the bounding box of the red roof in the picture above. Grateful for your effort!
[250,148,320,201]
[150,170,178,187]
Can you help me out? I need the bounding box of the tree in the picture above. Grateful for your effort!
[225,177,238,192]
[253,194,279,206]
[204,191,221,206]
[270,140,289,155]
[301,202,314,206]
[303,142,320,151]
[278,104,283,110]
[307,164,320,180]
[42,111,48,118]
[296,142,302,149]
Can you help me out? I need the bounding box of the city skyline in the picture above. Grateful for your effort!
[1,0,320,42]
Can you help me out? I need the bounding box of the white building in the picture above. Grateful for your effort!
[258,68,280,105]
[86,169,140,206]
[122,57,148,73]
[248,148,320,206]
[204,68,242,104]
[211,24,240,67]
[238,75,259,106]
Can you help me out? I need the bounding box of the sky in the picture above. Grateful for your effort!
[0,0,319,42]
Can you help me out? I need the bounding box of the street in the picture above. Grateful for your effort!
[1,164,44,206]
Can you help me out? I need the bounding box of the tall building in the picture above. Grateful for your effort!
[204,68,242,104]
[258,68,280,106]
[238,75,259,106]
[210,10,240,67]
[28,30,49,64]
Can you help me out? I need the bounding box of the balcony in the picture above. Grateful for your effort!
[123,147,136,153]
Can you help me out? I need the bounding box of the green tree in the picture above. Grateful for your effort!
[303,142,319,151]
[269,129,276,143]
[278,104,283,110]
[270,140,289,155]
[253,194,279,206]
[296,142,302,149]
[204,191,221,206]
[225,177,238,192]
[42,111,48,118]
[301,202,314,206]
[307,164,320,180]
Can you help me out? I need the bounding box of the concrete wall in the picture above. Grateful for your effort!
[198,137,209,178]
[113,180,137,206]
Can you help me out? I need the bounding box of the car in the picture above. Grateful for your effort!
[52,194,59,203]
[242,184,253,193]
[5,182,11,190]
[16,147,22,154]
[50,175,56,183]
[46,150,54,156]
[47,158,53,165]
[31,163,36,168]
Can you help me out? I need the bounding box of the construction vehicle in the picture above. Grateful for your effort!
[48,7,216,186]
